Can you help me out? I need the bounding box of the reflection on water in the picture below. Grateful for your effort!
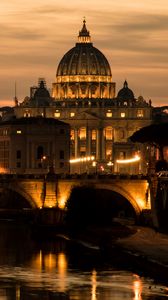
[0,221,167,300]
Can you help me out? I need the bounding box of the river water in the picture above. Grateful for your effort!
[0,220,167,300]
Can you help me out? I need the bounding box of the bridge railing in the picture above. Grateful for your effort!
[0,173,148,181]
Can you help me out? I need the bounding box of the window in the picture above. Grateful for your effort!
[37,146,44,159]
[80,146,86,154]
[106,110,112,118]
[91,130,96,140]
[121,112,125,118]
[137,109,144,118]
[54,110,60,118]
[16,150,21,159]
[60,150,64,160]
[119,151,126,159]
[104,127,113,140]
[79,127,86,140]
[24,111,31,117]
[3,129,8,135]
[71,129,75,140]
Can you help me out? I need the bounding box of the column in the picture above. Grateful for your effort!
[87,128,91,156]
[101,128,105,160]
[96,129,102,160]
[75,129,79,158]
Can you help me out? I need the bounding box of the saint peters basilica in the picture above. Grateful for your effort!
[0,20,155,174]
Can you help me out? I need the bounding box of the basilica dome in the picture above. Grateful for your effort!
[52,20,115,100]
[117,81,135,101]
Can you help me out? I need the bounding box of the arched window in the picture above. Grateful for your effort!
[104,127,113,140]
[79,127,86,140]
[37,146,44,159]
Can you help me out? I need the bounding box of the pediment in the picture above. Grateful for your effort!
[75,110,102,120]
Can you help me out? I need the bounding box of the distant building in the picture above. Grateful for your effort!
[0,117,70,174]
[2,21,154,175]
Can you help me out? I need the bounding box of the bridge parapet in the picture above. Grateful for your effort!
[0,173,148,181]
[0,174,151,216]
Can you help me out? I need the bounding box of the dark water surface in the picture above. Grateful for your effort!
[0,220,167,300]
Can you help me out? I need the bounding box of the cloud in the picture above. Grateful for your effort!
[0,24,46,40]
[0,1,168,105]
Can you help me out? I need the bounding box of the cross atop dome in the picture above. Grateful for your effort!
[78,19,91,43]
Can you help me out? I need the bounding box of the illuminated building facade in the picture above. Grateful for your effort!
[0,117,70,174]
[12,21,152,174]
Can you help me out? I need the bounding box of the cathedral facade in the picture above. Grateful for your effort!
[13,20,152,175]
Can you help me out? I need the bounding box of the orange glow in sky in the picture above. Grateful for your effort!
[0,0,168,107]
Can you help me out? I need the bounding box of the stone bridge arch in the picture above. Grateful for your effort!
[57,179,149,216]
[0,183,38,209]
[92,183,141,215]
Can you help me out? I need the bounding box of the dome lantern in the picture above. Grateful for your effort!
[78,19,91,43]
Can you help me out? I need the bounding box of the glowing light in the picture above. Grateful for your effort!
[59,196,66,209]
[116,155,140,164]
[133,279,142,300]
[0,167,7,173]
[70,156,95,163]
[44,253,57,270]
[58,253,67,292]
[91,269,97,300]
[92,161,97,167]
[107,161,114,166]
[136,198,145,209]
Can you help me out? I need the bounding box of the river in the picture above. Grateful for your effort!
[0,220,167,300]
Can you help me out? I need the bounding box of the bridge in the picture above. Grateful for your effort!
[0,174,151,221]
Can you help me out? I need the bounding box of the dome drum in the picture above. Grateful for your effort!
[52,81,115,99]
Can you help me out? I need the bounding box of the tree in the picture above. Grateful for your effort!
[130,123,168,161]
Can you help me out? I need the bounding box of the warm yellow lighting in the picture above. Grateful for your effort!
[54,110,60,118]
[16,284,20,300]
[56,75,112,83]
[70,156,95,163]
[31,250,42,270]
[104,126,113,140]
[70,112,75,117]
[136,197,146,210]
[107,161,114,166]
[59,196,66,209]
[58,253,67,292]
[0,167,7,173]
[91,269,97,300]
[16,130,22,134]
[44,253,57,270]
[137,109,144,118]
[79,127,86,140]
[106,110,112,118]
[121,112,125,118]
[116,155,140,164]
[92,161,97,167]
[133,279,142,300]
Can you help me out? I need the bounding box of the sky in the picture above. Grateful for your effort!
[1,0,168,107]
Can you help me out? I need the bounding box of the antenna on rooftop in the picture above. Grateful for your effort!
[14,81,18,107]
